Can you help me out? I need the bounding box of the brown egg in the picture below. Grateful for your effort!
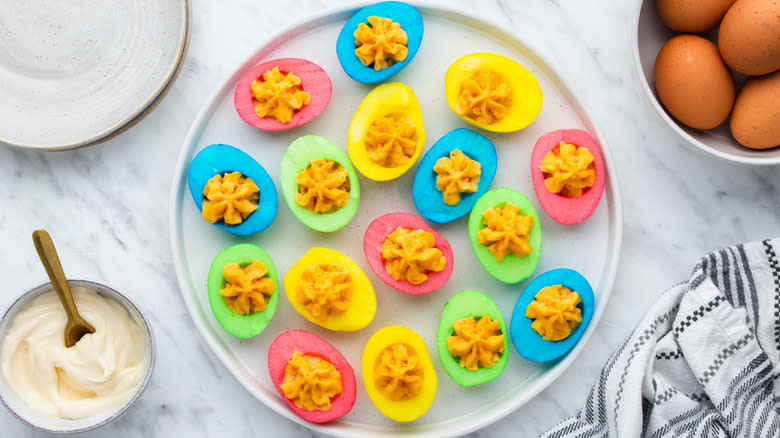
[718,0,780,76]
[654,35,735,130]
[656,0,736,33]
[730,70,780,149]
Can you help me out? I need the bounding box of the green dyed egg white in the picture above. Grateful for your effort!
[468,188,542,284]
[437,290,508,386]
[207,244,279,338]
[280,135,360,232]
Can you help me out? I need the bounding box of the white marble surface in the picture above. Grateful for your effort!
[0,0,778,436]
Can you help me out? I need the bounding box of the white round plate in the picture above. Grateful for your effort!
[170,4,622,437]
[0,0,191,150]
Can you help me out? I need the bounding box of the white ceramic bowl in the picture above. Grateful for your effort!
[632,0,780,165]
[0,280,155,433]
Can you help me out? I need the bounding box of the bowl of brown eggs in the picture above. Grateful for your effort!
[633,0,780,165]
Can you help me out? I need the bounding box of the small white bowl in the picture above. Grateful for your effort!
[0,280,155,433]
[632,0,780,165]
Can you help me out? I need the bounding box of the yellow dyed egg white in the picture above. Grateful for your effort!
[361,325,437,422]
[348,82,426,181]
[283,247,376,331]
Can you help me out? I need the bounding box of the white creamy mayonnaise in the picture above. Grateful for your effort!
[1,286,149,420]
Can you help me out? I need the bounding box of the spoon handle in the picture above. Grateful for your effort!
[32,229,79,321]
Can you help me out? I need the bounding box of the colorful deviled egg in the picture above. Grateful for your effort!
[336,1,424,83]
[468,188,542,284]
[445,52,543,132]
[284,247,376,331]
[362,325,436,422]
[268,329,357,423]
[234,58,332,131]
[280,135,360,232]
[188,144,277,235]
[348,82,426,181]
[412,128,497,224]
[207,244,279,338]
[531,129,606,225]
[364,212,453,294]
[510,269,594,362]
[436,290,508,386]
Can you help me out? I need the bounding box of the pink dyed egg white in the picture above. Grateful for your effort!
[267,330,356,423]
[363,212,454,295]
[234,58,332,131]
[530,129,605,225]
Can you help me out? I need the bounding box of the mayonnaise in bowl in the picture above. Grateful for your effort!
[0,280,153,432]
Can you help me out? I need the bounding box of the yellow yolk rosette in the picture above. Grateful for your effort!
[348,82,426,181]
[354,16,409,71]
[381,227,447,285]
[477,202,535,262]
[434,149,482,206]
[445,52,543,132]
[540,143,596,197]
[294,159,350,214]
[284,247,376,331]
[447,316,504,370]
[219,260,275,315]
[362,325,437,422]
[525,285,582,341]
[280,350,342,411]
[250,67,311,124]
[201,172,259,225]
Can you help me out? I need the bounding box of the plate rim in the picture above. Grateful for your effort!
[0,0,192,151]
[168,2,623,437]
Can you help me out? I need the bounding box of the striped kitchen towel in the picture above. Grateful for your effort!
[542,238,780,437]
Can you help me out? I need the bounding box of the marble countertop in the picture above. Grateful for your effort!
[1,0,778,436]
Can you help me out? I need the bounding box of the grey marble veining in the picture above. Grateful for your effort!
[1,0,778,436]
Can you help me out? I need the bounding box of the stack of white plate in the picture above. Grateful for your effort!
[0,0,191,150]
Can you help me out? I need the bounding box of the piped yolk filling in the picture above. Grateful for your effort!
[525,285,582,341]
[477,202,534,262]
[381,227,447,285]
[296,264,352,322]
[433,149,481,206]
[251,66,311,123]
[281,350,343,411]
[446,315,504,371]
[541,142,596,197]
[374,343,423,401]
[295,159,351,214]
[455,70,512,125]
[365,114,417,168]
[202,171,259,225]
[354,16,408,71]
[219,260,275,315]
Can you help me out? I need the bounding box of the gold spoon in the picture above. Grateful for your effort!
[32,229,96,347]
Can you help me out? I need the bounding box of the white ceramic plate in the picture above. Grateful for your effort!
[0,0,191,150]
[632,0,780,165]
[170,4,622,437]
